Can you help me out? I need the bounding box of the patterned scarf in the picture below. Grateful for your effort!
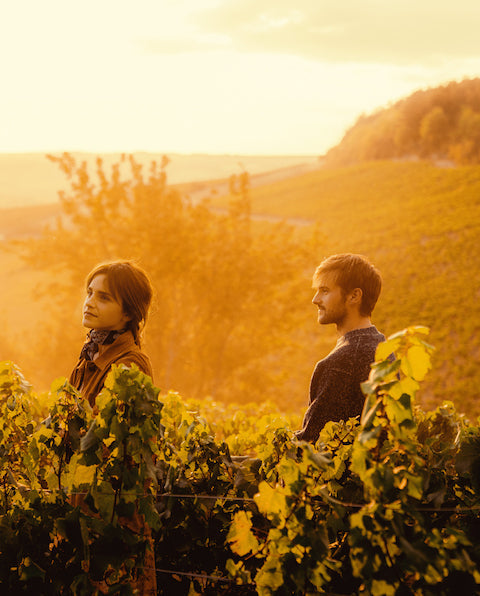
[80,329,127,361]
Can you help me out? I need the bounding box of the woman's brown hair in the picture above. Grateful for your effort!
[86,261,153,345]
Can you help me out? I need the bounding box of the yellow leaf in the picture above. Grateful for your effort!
[96,389,111,412]
[255,481,288,517]
[389,377,419,400]
[406,473,423,500]
[371,579,396,596]
[73,464,96,486]
[255,557,284,593]
[278,458,300,487]
[401,345,431,381]
[63,454,96,490]
[227,511,260,556]
[409,325,430,335]
[376,338,400,362]
[385,398,412,425]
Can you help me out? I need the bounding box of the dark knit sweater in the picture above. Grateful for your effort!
[295,326,385,443]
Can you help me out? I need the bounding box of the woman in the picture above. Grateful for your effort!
[69,260,156,594]
[69,260,153,406]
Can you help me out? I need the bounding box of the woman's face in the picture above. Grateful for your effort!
[82,274,130,331]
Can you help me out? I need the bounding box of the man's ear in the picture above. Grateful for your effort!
[349,288,363,306]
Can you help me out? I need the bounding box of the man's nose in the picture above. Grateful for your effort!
[312,291,320,305]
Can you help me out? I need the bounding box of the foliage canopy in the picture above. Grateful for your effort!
[325,78,480,165]
[1,327,480,594]
[16,153,319,406]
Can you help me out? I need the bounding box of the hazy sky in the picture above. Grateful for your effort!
[2,0,480,155]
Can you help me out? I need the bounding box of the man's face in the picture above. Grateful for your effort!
[312,273,348,327]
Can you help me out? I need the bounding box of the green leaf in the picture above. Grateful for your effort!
[80,420,100,452]
[361,397,382,429]
[19,557,46,581]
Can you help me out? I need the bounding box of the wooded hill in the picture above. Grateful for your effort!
[325,78,480,166]
[211,159,480,419]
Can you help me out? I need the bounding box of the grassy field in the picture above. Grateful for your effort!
[1,159,479,419]
[210,160,480,418]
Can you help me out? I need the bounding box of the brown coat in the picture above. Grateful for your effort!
[69,330,153,407]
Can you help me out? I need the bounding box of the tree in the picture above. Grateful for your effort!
[16,153,319,406]
[449,106,480,164]
[419,106,449,157]
[325,78,480,165]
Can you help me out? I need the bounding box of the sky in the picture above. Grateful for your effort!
[1,0,480,156]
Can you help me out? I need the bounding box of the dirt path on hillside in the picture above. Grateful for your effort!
[185,160,319,226]
[186,160,320,203]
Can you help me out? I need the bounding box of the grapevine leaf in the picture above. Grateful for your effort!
[227,510,260,556]
[401,345,432,381]
[255,481,288,517]
[80,420,99,452]
[360,397,382,429]
[376,337,401,362]
[255,557,284,594]
[371,579,396,595]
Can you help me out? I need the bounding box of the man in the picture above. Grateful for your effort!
[295,253,385,443]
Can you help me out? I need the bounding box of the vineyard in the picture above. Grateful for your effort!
[210,159,480,419]
[1,327,480,595]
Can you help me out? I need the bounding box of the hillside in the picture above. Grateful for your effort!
[325,78,480,166]
[211,160,480,417]
[1,159,479,420]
